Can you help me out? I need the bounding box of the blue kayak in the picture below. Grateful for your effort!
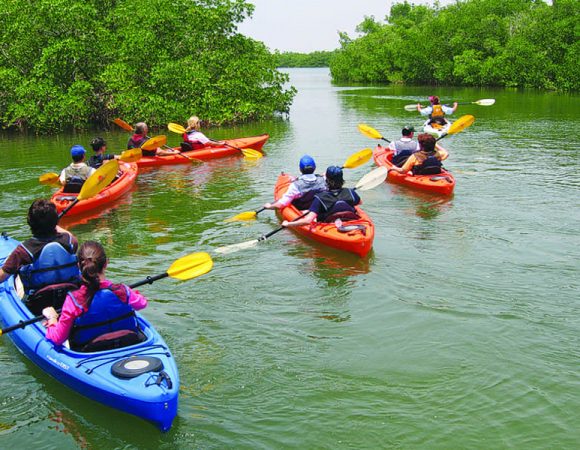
[0,234,179,432]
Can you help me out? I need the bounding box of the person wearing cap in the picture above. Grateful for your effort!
[88,137,119,169]
[59,145,96,193]
[417,96,458,125]
[281,166,361,227]
[263,155,327,211]
[388,126,420,167]
[390,133,449,176]
[127,122,177,157]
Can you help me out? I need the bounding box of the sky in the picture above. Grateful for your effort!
[238,0,454,53]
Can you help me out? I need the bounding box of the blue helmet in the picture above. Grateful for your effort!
[299,155,316,174]
[325,165,344,183]
[70,145,86,158]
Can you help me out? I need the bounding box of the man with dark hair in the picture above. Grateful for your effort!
[391,133,449,175]
[389,125,420,166]
[0,199,80,312]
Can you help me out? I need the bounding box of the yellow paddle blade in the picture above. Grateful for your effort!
[167,252,213,280]
[447,115,475,135]
[355,166,389,191]
[241,148,263,159]
[168,122,186,134]
[225,211,258,222]
[358,124,383,140]
[78,160,119,200]
[343,148,372,169]
[141,135,167,151]
[113,118,133,132]
[39,172,60,185]
[119,148,142,163]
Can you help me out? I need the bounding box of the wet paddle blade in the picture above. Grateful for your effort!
[167,252,213,280]
[168,122,186,134]
[214,239,260,255]
[141,135,167,151]
[119,148,142,163]
[474,98,495,106]
[404,104,418,111]
[113,118,133,132]
[447,115,475,135]
[225,211,258,222]
[358,124,383,140]
[78,160,119,200]
[39,172,60,185]
[355,166,389,191]
[241,148,263,159]
[343,148,372,169]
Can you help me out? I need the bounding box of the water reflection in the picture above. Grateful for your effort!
[388,185,453,220]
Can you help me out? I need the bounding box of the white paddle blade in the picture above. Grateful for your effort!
[474,98,495,106]
[214,239,259,255]
[355,166,389,191]
[404,104,418,111]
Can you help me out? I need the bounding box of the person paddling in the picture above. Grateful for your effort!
[43,240,148,352]
[127,122,177,157]
[88,137,119,169]
[263,155,327,211]
[390,133,449,176]
[388,126,420,167]
[181,116,224,151]
[417,96,458,126]
[59,145,96,193]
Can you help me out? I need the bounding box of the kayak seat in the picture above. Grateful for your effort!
[56,196,78,201]
[112,355,164,379]
[76,329,147,353]
[180,142,204,152]
[25,282,80,316]
[62,181,84,194]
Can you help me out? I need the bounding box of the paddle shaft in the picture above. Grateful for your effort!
[260,212,309,241]
[57,199,79,219]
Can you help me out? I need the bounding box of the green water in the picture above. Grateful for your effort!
[0,68,579,448]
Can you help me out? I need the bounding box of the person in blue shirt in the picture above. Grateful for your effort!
[88,137,119,168]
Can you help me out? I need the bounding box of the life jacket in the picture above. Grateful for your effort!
[430,104,444,119]
[182,132,206,150]
[392,139,418,167]
[127,134,147,149]
[314,188,359,223]
[291,175,327,210]
[18,235,80,295]
[63,163,92,193]
[69,286,140,351]
[88,154,104,168]
[412,153,442,175]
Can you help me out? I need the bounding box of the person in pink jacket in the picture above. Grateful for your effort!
[43,240,148,352]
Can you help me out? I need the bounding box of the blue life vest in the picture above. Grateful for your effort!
[19,235,80,295]
[69,286,140,349]
[314,188,359,222]
[413,154,442,175]
[292,175,327,210]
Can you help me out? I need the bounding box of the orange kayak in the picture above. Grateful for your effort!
[51,162,138,216]
[373,145,455,196]
[274,173,374,257]
[137,134,269,167]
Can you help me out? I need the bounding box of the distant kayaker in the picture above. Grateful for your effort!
[417,96,457,126]
[59,145,96,193]
[0,199,80,313]
[127,122,177,157]
[282,166,361,227]
[43,240,148,352]
[390,133,449,176]
[88,137,119,169]
[389,126,420,167]
[263,155,327,211]
[181,116,224,151]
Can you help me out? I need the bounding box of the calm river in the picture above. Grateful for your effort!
[0,68,578,448]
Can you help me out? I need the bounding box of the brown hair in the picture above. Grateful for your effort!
[27,199,58,238]
[418,133,436,154]
[77,241,107,304]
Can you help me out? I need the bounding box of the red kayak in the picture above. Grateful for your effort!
[137,134,269,167]
[51,162,138,216]
[274,173,374,257]
[373,145,455,196]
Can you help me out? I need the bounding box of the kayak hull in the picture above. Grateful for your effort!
[423,119,450,138]
[373,145,455,196]
[0,235,179,432]
[136,134,269,167]
[51,162,138,216]
[274,173,374,257]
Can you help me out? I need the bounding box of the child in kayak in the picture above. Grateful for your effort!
[127,122,177,157]
[181,116,224,151]
[390,133,449,176]
[263,155,327,211]
[43,240,148,352]
[281,166,360,227]
[88,137,119,168]
[59,145,96,193]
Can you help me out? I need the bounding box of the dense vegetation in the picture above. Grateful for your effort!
[275,51,335,68]
[0,0,296,133]
[330,0,579,90]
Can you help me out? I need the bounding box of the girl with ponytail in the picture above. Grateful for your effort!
[43,241,148,351]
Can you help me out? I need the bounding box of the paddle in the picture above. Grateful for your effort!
[57,160,119,218]
[357,124,391,143]
[215,166,389,254]
[225,148,373,222]
[435,114,475,141]
[167,123,263,160]
[0,251,213,336]
[404,98,495,111]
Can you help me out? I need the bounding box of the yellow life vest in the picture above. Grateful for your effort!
[431,104,444,119]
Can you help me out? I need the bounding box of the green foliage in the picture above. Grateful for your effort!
[329,0,579,90]
[275,51,336,68]
[0,0,295,132]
